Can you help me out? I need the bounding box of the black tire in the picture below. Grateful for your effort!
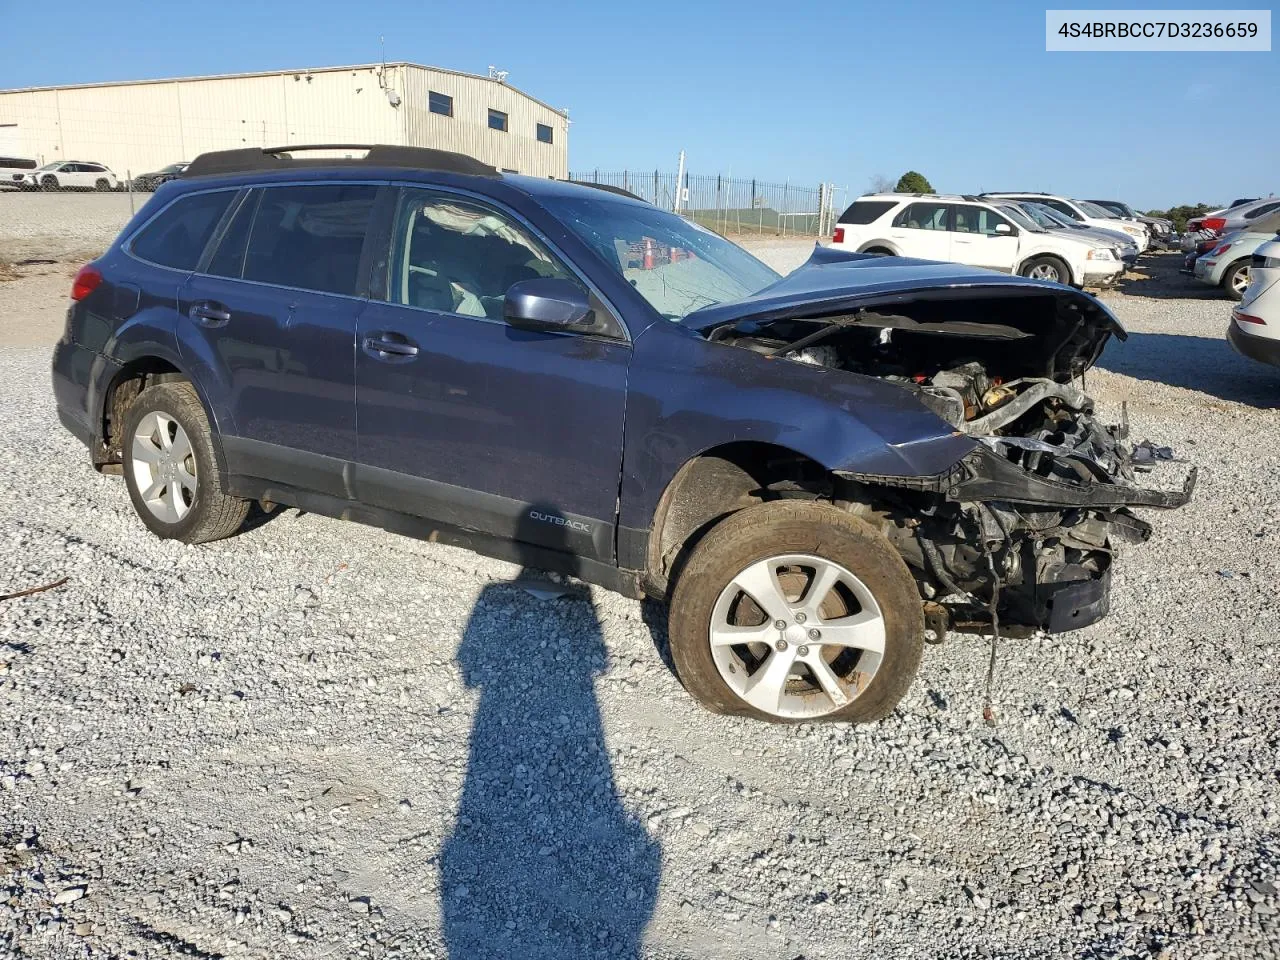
[1019,255,1071,285]
[1222,260,1251,301]
[862,246,894,256]
[667,500,924,724]
[121,382,249,544]
[95,179,110,192]
[40,175,59,191]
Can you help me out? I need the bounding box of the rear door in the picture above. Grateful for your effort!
[178,182,382,496]
[352,186,630,562]
[886,201,952,260]
[950,203,1020,271]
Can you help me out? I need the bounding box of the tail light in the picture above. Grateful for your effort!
[1234,310,1265,324]
[1211,243,1234,256]
[832,227,845,244]
[70,264,103,301]
[1202,217,1227,233]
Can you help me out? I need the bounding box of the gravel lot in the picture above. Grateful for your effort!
[2,193,1279,959]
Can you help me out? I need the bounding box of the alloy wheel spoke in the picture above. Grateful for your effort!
[731,559,794,624]
[132,432,163,466]
[815,608,886,654]
[710,622,775,647]
[156,416,174,450]
[168,481,187,519]
[802,562,843,615]
[141,477,166,501]
[807,655,852,709]
[742,646,797,712]
[168,428,192,464]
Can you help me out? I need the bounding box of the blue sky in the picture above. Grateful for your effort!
[1,0,1274,209]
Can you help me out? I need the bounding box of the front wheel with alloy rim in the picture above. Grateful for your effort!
[668,500,924,723]
[1223,260,1251,301]
[122,382,249,543]
[1019,256,1069,284]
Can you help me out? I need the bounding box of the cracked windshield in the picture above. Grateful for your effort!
[544,196,780,319]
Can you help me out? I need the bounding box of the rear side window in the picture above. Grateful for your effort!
[838,200,896,225]
[130,190,236,271]
[892,202,949,231]
[1044,199,1082,220]
[238,184,378,296]
[954,205,1010,236]
[1245,202,1280,220]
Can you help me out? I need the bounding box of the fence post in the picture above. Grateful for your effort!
[593,168,599,183]
[783,181,790,237]
[623,169,628,193]
[127,169,134,215]
[654,170,659,207]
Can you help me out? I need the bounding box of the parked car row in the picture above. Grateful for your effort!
[830,190,1154,288]
[0,156,189,192]
[1181,196,1280,300]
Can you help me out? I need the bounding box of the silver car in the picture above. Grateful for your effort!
[1193,208,1280,299]
[1017,202,1139,266]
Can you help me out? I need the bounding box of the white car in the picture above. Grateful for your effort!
[830,194,1123,287]
[983,193,1150,252]
[0,155,39,189]
[1227,236,1280,367]
[20,161,119,192]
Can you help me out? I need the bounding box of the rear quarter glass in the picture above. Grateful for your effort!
[838,200,897,225]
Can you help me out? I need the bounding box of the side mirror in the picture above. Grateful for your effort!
[504,277,591,332]
[994,222,1014,235]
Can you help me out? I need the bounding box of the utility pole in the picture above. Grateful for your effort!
[673,150,686,214]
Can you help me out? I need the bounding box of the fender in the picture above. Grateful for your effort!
[95,313,234,477]
[618,321,976,537]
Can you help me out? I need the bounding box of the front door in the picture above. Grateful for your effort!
[353,187,630,562]
[177,183,381,495]
[951,203,1020,271]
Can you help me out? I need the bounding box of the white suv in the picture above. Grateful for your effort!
[830,194,1124,287]
[19,161,119,192]
[983,193,1150,252]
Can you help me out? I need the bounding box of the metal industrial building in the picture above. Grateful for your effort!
[0,63,569,180]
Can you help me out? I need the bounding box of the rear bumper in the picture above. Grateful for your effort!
[51,338,100,452]
[1228,320,1280,367]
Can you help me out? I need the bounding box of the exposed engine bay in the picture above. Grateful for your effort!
[707,293,1195,636]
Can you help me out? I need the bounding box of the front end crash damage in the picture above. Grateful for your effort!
[690,250,1195,635]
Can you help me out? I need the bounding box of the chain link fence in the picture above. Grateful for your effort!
[569,170,845,238]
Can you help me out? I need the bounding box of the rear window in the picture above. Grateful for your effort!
[838,200,896,225]
[129,190,236,271]
[239,184,377,296]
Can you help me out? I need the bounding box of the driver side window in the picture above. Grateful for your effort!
[388,189,581,321]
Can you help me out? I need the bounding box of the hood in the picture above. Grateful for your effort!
[681,246,1126,379]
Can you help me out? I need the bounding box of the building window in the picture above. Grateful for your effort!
[488,109,508,132]
[428,91,453,117]
[536,123,553,144]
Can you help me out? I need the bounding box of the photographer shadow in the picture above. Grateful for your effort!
[440,506,661,959]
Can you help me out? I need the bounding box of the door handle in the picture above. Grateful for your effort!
[363,334,419,359]
[190,302,231,327]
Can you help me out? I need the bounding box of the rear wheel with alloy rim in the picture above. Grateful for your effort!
[40,175,59,191]
[668,500,924,723]
[1223,260,1251,301]
[122,382,249,543]
[1020,256,1069,284]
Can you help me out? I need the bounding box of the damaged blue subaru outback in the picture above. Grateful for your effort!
[51,145,1193,723]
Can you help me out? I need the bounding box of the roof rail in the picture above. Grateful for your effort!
[565,179,646,202]
[184,144,498,179]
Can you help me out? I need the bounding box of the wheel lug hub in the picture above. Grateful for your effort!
[774,620,787,630]
[797,645,810,657]
[774,639,788,652]
[808,628,821,640]
[794,612,807,624]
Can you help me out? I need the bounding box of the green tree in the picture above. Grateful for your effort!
[1145,203,1214,232]
[894,170,934,193]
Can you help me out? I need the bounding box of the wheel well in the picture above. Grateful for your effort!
[98,358,186,467]
[860,244,895,256]
[645,442,831,594]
